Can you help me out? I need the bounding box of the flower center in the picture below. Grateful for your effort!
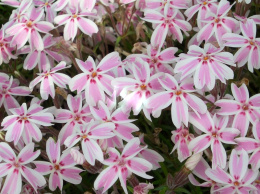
[212,132,217,138]
[249,40,255,46]
[203,56,209,61]
[45,2,49,5]
[26,21,33,28]
[72,14,77,18]
[91,72,97,78]
[175,90,182,95]
[215,18,220,23]
[0,42,4,47]
[242,104,249,111]
[118,159,125,166]
[140,84,147,90]
[203,1,207,5]
[54,164,60,170]
[82,134,88,139]
[151,58,158,64]
[13,162,20,168]
[233,181,240,186]
[74,115,80,121]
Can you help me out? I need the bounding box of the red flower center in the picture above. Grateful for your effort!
[242,104,249,111]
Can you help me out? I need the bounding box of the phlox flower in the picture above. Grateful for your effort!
[236,119,260,169]
[29,61,71,100]
[34,138,83,191]
[146,0,189,13]
[54,0,96,11]
[142,4,192,47]
[222,19,260,72]
[171,126,194,162]
[54,0,98,41]
[64,121,115,165]
[0,142,46,194]
[206,149,258,193]
[175,43,235,90]
[34,0,57,22]
[188,112,240,169]
[54,94,92,144]
[145,73,207,128]
[90,101,139,142]
[19,35,70,71]
[69,52,121,106]
[134,183,154,194]
[215,83,260,136]
[0,26,17,65]
[185,0,218,28]
[188,158,221,193]
[94,138,153,193]
[1,102,54,144]
[0,74,31,114]
[0,0,23,7]
[6,7,54,50]
[197,0,238,46]
[112,59,164,120]
[125,44,177,75]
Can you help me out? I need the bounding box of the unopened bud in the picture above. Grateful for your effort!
[70,148,85,165]
[185,152,203,171]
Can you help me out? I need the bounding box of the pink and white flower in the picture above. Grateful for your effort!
[54,0,98,41]
[69,52,121,106]
[34,0,57,23]
[64,121,115,165]
[1,102,54,144]
[171,126,194,162]
[94,138,153,193]
[54,94,92,144]
[215,83,260,136]
[34,138,83,191]
[222,19,260,72]
[175,43,235,90]
[0,142,46,194]
[6,7,54,50]
[196,0,238,46]
[142,4,192,47]
[29,61,71,100]
[188,112,240,169]
[145,73,207,128]
[236,119,260,169]
[206,149,258,193]
[112,59,163,119]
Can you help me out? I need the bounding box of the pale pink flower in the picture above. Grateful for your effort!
[0,142,46,193]
[142,5,192,47]
[188,158,221,193]
[125,44,177,75]
[54,0,98,41]
[1,102,53,144]
[69,52,121,106]
[171,126,194,162]
[146,0,188,13]
[120,0,136,4]
[94,138,153,193]
[233,12,260,26]
[197,0,238,46]
[34,0,57,22]
[29,61,71,100]
[6,7,54,50]
[64,121,115,165]
[134,183,154,194]
[112,59,164,119]
[189,112,240,169]
[0,0,23,7]
[18,35,70,71]
[145,74,207,128]
[34,138,83,191]
[206,149,258,193]
[215,83,260,136]
[236,119,260,169]
[185,0,218,28]
[175,43,235,90]
[0,26,17,65]
[222,19,260,72]
[90,101,139,142]
[54,94,92,144]
[55,0,96,11]
[70,147,85,165]
[0,75,31,114]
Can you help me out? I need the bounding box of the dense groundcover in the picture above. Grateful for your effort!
[0,0,260,193]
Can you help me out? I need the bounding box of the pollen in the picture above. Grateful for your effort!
[45,2,49,6]
[72,14,77,18]
[74,115,80,121]
[54,164,60,170]
[203,1,207,5]
[82,134,88,139]
[233,181,240,186]
[13,162,20,168]
[175,90,182,95]
[249,40,255,46]
[203,56,209,60]
[214,18,220,23]
[212,132,217,138]
[91,72,97,78]
[26,21,33,28]
[140,84,147,90]
[242,104,249,111]
[0,42,4,47]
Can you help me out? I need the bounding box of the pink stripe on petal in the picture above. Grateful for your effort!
[23,50,39,70]
[197,22,214,42]
[69,73,88,92]
[60,150,77,167]
[241,19,256,39]
[49,172,63,191]
[21,166,46,190]
[151,23,168,48]
[67,95,82,113]
[229,149,249,180]
[205,166,232,184]
[1,168,22,194]
[189,134,212,153]
[236,137,260,152]
[90,122,115,139]
[5,120,24,145]
[249,150,260,169]
[77,17,98,36]
[171,97,188,128]
[46,138,60,163]
[82,139,104,165]
[126,157,153,179]
[211,139,226,169]
[58,122,76,145]
[60,167,82,184]
[34,161,52,175]
[215,99,240,115]
[30,30,44,51]
[18,143,40,164]
[64,19,77,41]
[114,123,138,141]
[0,142,16,162]
[97,52,121,72]
[231,83,249,104]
